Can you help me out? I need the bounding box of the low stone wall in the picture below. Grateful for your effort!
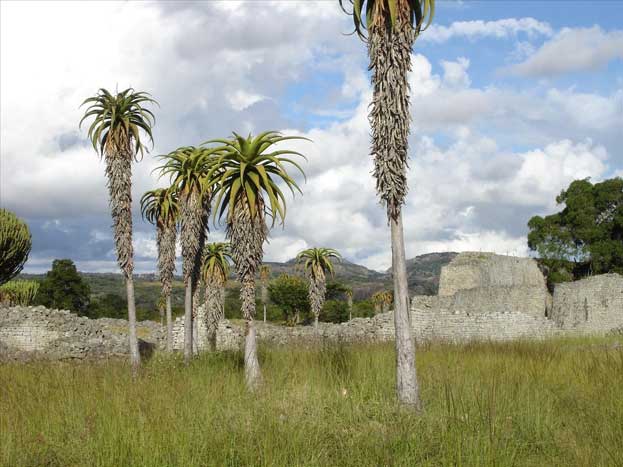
[412,286,550,319]
[174,313,396,352]
[0,306,163,361]
[3,269,622,361]
[551,274,623,333]
[411,308,560,343]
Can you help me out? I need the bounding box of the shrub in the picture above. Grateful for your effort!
[0,209,32,285]
[0,280,40,306]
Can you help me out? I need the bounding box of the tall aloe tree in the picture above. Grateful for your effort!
[204,131,307,389]
[259,264,271,322]
[80,88,156,372]
[202,242,232,349]
[296,247,341,327]
[140,186,179,352]
[340,0,434,409]
[157,146,214,364]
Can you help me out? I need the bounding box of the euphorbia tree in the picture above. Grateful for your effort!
[80,88,157,372]
[296,247,341,327]
[204,131,308,389]
[202,242,232,349]
[157,146,214,364]
[340,0,435,409]
[140,186,179,352]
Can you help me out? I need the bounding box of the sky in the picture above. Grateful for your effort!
[1,0,622,273]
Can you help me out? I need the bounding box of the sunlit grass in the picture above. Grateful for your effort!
[1,338,622,466]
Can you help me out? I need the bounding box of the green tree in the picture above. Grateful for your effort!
[80,88,157,372]
[321,299,349,323]
[528,177,623,285]
[341,0,435,409]
[157,146,214,364]
[202,242,232,349]
[141,186,180,352]
[0,208,32,285]
[87,293,128,319]
[268,274,310,325]
[204,131,308,389]
[296,247,342,328]
[36,259,91,315]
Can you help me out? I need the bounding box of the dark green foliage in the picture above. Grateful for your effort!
[326,281,349,300]
[0,209,32,285]
[353,300,375,318]
[35,259,91,315]
[321,299,349,323]
[268,274,310,324]
[528,177,623,284]
[86,293,128,319]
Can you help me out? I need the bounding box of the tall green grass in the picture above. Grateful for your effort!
[1,339,621,466]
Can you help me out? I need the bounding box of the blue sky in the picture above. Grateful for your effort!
[1,0,622,273]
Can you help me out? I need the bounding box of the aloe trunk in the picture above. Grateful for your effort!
[391,213,421,409]
[369,16,421,408]
[105,138,140,373]
[180,189,203,365]
[166,294,173,352]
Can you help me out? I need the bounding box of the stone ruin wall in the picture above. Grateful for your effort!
[2,253,622,360]
[551,274,623,334]
[435,252,550,318]
[0,306,163,360]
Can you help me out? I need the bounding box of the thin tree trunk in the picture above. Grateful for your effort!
[158,223,177,354]
[206,281,222,351]
[180,189,205,364]
[348,295,353,321]
[391,212,421,410]
[263,303,267,323]
[104,137,140,371]
[166,294,173,352]
[126,277,140,375]
[183,282,193,364]
[308,272,325,329]
[192,279,203,354]
[241,277,261,389]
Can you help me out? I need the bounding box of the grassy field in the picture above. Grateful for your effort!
[1,339,622,467]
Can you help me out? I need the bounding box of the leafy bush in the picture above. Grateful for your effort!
[268,274,310,325]
[35,259,91,315]
[320,299,349,323]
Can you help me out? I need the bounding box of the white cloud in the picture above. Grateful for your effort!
[508,26,623,76]
[424,18,552,43]
[441,57,471,88]
[1,3,620,274]
[228,90,267,111]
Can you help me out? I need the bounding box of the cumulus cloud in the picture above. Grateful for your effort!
[507,26,623,76]
[424,18,552,43]
[1,3,620,273]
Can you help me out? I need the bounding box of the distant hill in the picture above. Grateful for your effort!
[19,252,457,305]
[403,252,458,295]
